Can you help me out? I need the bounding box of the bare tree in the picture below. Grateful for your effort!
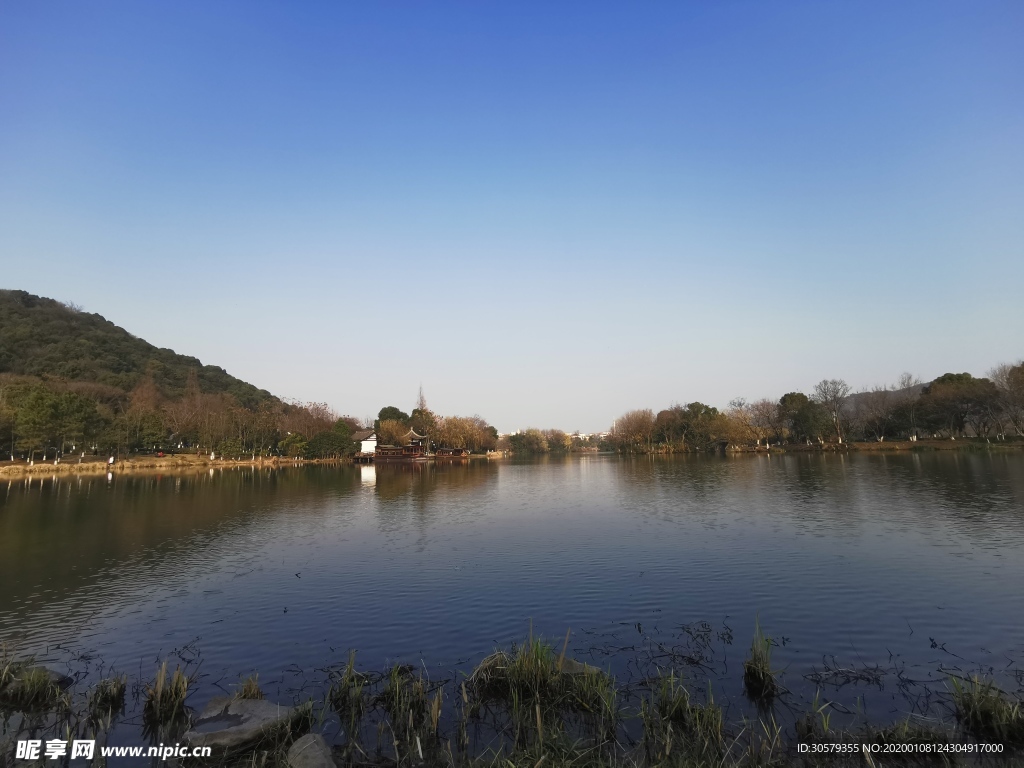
[750,399,782,445]
[612,409,656,452]
[859,385,896,441]
[813,379,851,443]
[990,362,1024,437]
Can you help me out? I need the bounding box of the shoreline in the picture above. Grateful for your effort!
[0,454,346,479]
[2,440,1021,479]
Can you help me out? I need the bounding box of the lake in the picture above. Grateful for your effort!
[2,451,1023,731]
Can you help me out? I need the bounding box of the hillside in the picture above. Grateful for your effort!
[0,289,274,407]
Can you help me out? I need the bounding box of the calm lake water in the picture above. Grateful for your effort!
[2,452,1024,724]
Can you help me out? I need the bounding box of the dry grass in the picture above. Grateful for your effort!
[235,673,265,700]
[951,675,1024,746]
[0,662,68,713]
[143,661,190,732]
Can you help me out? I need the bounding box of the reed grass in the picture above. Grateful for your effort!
[0,649,17,692]
[88,675,127,721]
[235,673,265,700]
[467,636,618,754]
[143,661,190,731]
[470,638,615,717]
[951,675,1024,746]
[329,651,369,739]
[0,663,67,713]
[641,672,724,763]
[742,620,778,702]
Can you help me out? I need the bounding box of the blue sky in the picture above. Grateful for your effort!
[1,1,1021,431]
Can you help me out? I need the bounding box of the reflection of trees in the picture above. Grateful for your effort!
[373,461,498,504]
[615,453,731,497]
[609,452,1024,546]
[0,466,362,618]
[866,452,1024,541]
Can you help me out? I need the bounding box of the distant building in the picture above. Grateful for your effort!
[375,429,428,461]
[351,430,377,454]
[351,430,377,463]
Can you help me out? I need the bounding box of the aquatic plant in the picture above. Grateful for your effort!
[0,648,16,692]
[467,634,618,752]
[951,675,1024,746]
[88,675,127,722]
[329,652,368,734]
[143,661,190,731]
[235,673,264,700]
[742,620,779,702]
[0,662,68,713]
[641,671,724,763]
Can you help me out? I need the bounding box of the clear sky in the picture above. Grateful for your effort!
[1,2,1022,432]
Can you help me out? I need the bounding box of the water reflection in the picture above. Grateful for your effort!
[1,453,1022,716]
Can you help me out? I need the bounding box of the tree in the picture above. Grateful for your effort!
[543,429,572,453]
[377,418,409,446]
[727,399,757,446]
[507,429,549,454]
[858,386,897,442]
[375,406,410,431]
[654,406,686,448]
[812,379,851,443]
[435,416,471,449]
[304,423,355,459]
[990,362,1024,437]
[611,409,655,452]
[15,386,59,460]
[279,432,307,457]
[55,391,101,453]
[410,407,438,443]
[891,373,923,438]
[919,373,1000,437]
[677,402,725,451]
[779,392,827,443]
[748,399,782,445]
[469,416,499,451]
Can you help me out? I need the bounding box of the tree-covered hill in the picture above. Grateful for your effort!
[0,290,357,461]
[0,289,274,407]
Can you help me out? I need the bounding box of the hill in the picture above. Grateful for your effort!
[0,289,274,407]
[0,290,357,461]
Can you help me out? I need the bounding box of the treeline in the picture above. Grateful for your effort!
[373,399,499,452]
[498,428,595,454]
[0,371,361,461]
[606,363,1024,453]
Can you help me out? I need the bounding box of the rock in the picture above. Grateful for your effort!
[0,665,74,711]
[555,656,602,675]
[183,697,311,756]
[287,733,335,768]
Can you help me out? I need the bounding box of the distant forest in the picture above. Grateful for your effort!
[596,367,1024,454]
[502,366,1023,456]
[0,290,357,460]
